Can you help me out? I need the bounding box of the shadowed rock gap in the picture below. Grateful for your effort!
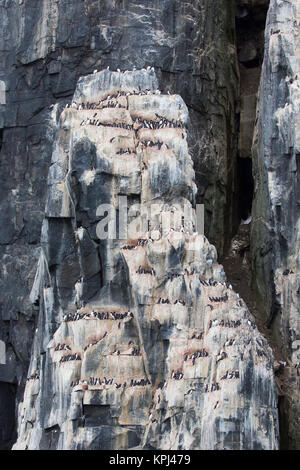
[225,2,300,450]
[237,157,254,221]
[2,0,299,449]
[222,0,268,304]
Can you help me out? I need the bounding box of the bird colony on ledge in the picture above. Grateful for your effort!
[13,68,279,450]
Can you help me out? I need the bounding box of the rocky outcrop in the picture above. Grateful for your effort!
[0,2,239,447]
[12,69,278,450]
[3,0,300,450]
[251,0,300,449]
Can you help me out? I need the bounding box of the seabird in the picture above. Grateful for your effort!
[279,361,287,367]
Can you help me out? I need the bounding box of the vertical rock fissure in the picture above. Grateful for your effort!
[232,1,300,449]
[235,0,269,220]
[223,4,289,437]
[222,0,269,301]
[236,156,254,222]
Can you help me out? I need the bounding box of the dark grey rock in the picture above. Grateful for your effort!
[251,0,300,450]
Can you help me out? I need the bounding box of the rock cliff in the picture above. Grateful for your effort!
[12,69,278,450]
[0,0,239,449]
[251,0,300,449]
[0,0,299,451]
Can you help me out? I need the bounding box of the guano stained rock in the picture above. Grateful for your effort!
[13,69,278,450]
[0,4,239,446]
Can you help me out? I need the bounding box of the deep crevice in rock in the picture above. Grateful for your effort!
[237,157,254,221]
[223,1,269,302]
[225,1,294,450]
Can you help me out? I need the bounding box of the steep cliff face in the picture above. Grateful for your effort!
[0,1,239,448]
[2,0,300,451]
[12,69,278,450]
[251,0,300,449]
